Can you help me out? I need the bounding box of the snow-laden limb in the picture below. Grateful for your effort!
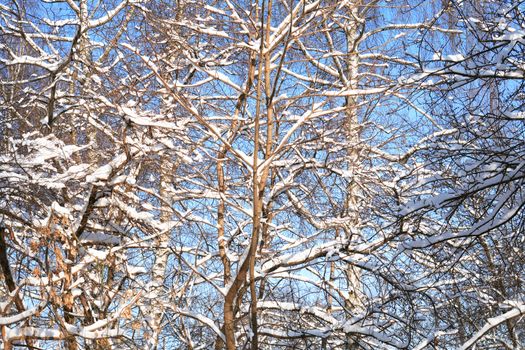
[342,323,405,349]
[254,299,407,348]
[413,330,458,350]
[79,232,121,245]
[460,302,525,350]
[402,188,525,250]
[88,0,132,28]
[174,308,226,342]
[5,327,63,341]
[0,302,45,326]
[5,326,122,342]
[261,240,343,273]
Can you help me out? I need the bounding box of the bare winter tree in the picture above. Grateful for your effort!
[394,0,525,348]
[131,1,464,348]
[0,1,193,348]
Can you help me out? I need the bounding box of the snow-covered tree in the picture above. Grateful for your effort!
[1,0,524,349]
[395,0,525,348]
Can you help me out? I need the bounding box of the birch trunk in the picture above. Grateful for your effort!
[148,161,172,349]
[343,2,365,349]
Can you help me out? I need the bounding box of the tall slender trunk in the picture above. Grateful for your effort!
[223,2,269,347]
[148,160,172,349]
[248,2,274,348]
[216,46,256,349]
[343,3,365,349]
